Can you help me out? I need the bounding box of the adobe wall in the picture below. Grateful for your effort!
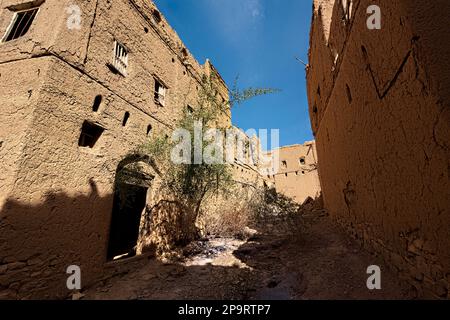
[0,0,232,299]
[307,0,450,298]
[263,142,321,204]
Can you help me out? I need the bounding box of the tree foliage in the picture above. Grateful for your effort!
[129,73,278,241]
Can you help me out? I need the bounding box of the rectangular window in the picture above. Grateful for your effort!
[78,121,104,148]
[3,7,39,42]
[154,79,167,106]
[281,161,287,168]
[112,41,128,76]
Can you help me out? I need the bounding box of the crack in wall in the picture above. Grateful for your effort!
[0,52,174,130]
[83,0,100,64]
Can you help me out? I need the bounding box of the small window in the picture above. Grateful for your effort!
[281,161,287,168]
[92,95,102,112]
[112,41,128,76]
[299,157,306,165]
[122,112,130,127]
[154,79,167,106]
[285,173,288,177]
[146,124,152,136]
[151,10,162,24]
[3,7,39,42]
[78,121,104,148]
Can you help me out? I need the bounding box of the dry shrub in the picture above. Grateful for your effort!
[201,204,252,239]
[199,184,262,239]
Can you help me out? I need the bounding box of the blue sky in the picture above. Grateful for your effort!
[154,0,313,147]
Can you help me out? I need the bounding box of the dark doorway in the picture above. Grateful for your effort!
[107,183,148,260]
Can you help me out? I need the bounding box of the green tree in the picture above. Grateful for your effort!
[132,74,277,243]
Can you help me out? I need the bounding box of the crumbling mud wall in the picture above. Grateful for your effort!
[0,0,234,299]
[307,0,450,298]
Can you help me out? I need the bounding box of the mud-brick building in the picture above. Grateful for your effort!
[262,141,321,204]
[0,0,234,299]
[307,0,450,298]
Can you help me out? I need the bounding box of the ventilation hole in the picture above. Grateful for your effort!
[346,84,352,104]
[317,86,321,97]
[144,27,149,33]
[78,121,104,148]
[152,10,162,24]
[92,95,102,112]
[361,45,368,61]
[313,105,318,113]
[122,112,130,127]
[172,57,175,63]
[146,124,152,135]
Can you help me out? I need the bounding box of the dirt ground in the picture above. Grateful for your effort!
[83,212,413,300]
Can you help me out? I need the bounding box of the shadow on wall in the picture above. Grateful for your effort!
[0,179,114,299]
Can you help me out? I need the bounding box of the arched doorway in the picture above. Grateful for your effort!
[107,155,159,260]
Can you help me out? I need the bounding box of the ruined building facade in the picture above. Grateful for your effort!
[263,141,321,204]
[308,0,450,298]
[0,0,265,299]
